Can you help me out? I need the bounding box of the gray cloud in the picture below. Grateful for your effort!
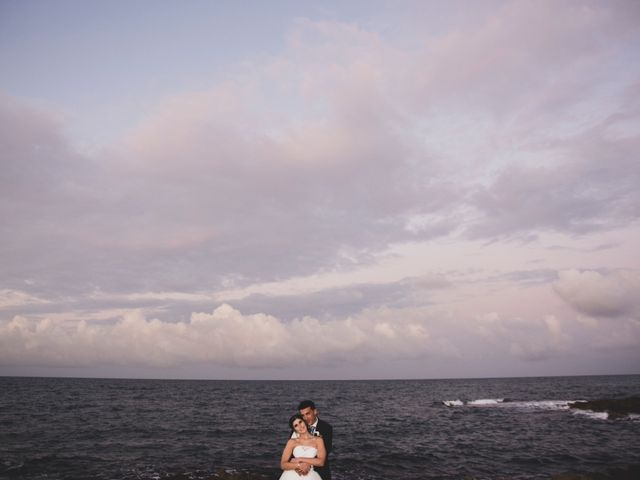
[1,83,457,300]
[3,4,639,303]
[225,273,451,320]
[468,107,640,239]
[477,269,558,287]
[406,0,640,115]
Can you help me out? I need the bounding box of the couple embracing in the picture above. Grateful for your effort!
[279,400,333,480]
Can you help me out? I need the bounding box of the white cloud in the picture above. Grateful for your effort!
[0,289,50,308]
[0,304,433,368]
[553,269,640,318]
[472,311,572,362]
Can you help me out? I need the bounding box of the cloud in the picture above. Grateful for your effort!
[2,2,640,381]
[553,269,640,318]
[0,289,50,308]
[406,0,640,113]
[471,310,573,362]
[109,2,640,257]
[0,304,433,368]
[468,99,640,239]
[222,273,451,320]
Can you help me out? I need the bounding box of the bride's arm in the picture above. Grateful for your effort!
[280,440,305,471]
[298,437,326,467]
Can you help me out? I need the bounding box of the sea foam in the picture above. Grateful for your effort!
[467,398,504,406]
[572,409,609,420]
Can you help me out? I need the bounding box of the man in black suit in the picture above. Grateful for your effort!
[296,399,333,480]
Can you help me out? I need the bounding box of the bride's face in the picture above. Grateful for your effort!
[292,418,308,435]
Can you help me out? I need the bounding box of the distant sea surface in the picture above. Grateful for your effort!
[1,375,639,480]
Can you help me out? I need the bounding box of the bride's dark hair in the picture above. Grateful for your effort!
[289,413,307,432]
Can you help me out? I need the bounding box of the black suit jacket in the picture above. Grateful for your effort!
[314,418,333,480]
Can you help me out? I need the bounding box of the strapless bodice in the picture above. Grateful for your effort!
[292,445,317,459]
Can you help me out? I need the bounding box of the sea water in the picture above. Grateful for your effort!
[1,375,639,479]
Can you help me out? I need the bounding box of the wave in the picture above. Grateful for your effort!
[442,398,506,407]
[571,409,609,420]
[443,396,640,421]
[468,398,505,406]
[442,398,578,411]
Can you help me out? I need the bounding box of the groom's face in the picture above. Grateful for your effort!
[300,406,317,425]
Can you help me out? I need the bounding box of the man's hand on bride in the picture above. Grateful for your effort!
[294,462,311,476]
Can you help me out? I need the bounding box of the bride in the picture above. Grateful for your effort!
[279,413,326,479]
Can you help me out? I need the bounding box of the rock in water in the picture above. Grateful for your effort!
[568,397,640,419]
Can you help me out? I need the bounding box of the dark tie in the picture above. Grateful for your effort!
[310,425,316,435]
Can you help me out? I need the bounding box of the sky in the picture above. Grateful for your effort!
[1,0,639,380]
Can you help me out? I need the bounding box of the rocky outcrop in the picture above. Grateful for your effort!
[568,396,640,419]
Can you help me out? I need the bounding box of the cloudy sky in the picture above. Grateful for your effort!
[1,0,639,380]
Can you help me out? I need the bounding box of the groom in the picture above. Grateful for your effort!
[295,399,333,480]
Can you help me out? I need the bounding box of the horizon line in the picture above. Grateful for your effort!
[1,372,638,382]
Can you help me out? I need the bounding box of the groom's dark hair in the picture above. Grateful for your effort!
[298,400,316,410]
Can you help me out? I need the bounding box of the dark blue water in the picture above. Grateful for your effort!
[1,375,639,480]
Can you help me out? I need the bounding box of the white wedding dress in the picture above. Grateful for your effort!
[279,445,323,480]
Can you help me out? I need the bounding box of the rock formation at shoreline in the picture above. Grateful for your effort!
[568,396,640,419]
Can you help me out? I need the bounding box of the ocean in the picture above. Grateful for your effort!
[1,375,639,480]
